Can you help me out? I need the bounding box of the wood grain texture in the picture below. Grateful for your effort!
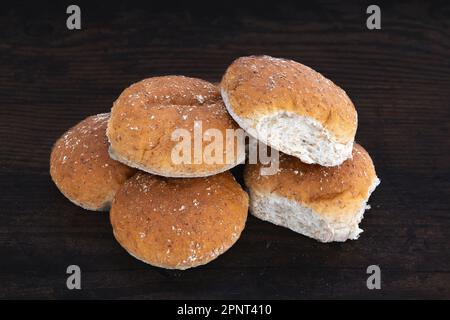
[0,0,449,299]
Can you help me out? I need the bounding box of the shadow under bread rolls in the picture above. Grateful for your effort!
[221,55,357,167]
[50,113,136,211]
[110,171,249,269]
[107,76,245,178]
[244,144,380,242]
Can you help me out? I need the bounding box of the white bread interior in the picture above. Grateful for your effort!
[248,178,380,242]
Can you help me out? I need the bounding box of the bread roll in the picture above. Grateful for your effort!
[221,55,358,166]
[244,144,380,242]
[107,76,245,177]
[110,171,249,269]
[50,113,136,211]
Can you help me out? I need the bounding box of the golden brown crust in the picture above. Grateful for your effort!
[220,55,357,143]
[244,144,377,221]
[50,113,136,211]
[110,171,249,269]
[107,76,244,177]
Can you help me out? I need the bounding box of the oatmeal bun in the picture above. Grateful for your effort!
[50,113,136,211]
[110,171,249,269]
[107,76,245,177]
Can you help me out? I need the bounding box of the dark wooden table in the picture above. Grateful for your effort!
[1,0,449,299]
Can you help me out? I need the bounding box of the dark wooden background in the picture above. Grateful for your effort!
[0,0,449,299]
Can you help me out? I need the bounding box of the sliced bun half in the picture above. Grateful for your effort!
[244,144,380,242]
[221,55,358,166]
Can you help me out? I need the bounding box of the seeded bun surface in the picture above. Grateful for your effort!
[107,76,245,177]
[110,171,249,269]
[50,113,136,211]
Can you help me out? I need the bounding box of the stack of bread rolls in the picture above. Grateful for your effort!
[50,55,379,269]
